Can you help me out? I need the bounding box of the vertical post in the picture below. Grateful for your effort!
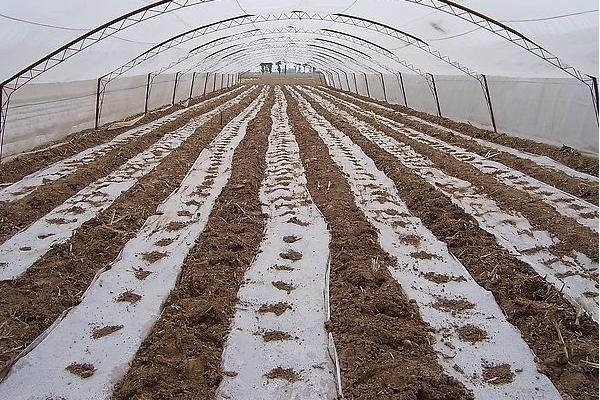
[379,72,387,102]
[212,73,217,93]
[0,86,5,162]
[188,72,197,103]
[353,72,359,94]
[334,72,341,89]
[171,72,180,105]
[203,72,210,96]
[144,73,152,115]
[94,78,101,129]
[589,75,599,123]
[397,72,407,107]
[343,71,351,92]
[220,73,225,90]
[430,73,442,117]
[482,74,497,132]
[318,73,324,85]
[364,72,371,98]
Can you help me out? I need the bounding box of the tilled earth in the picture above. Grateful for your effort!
[0,83,597,400]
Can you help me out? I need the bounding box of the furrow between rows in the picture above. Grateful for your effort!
[283,88,475,399]
[217,86,339,398]
[0,87,257,281]
[0,87,263,375]
[0,85,247,204]
[319,88,599,232]
[0,88,269,399]
[289,86,561,399]
[112,88,275,400]
[325,87,599,179]
[296,88,597,400]
[301,86,598,321]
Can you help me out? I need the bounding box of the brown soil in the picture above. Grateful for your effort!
[456,324,488,343]
[117,290,142,304]
[0,86,239,184]
[0,88,262,375]
[323,89,598,205]
[315,90,599,265]
[258,302,291,316]
[92,325,124,339]
[300,91,598,400]
[284,88,473,399]
[424,272,466,284]
[0,88,248,244]
[279,250,303,260]
[330,87,599,177]
[432,298,475,313]
[141,251,168,263]
[283,235,300,243]
[482,363,515,385]
[260,330,294,342]
[272,280,295,293]
[65,362,95,378]
[264,367,301,382]
[112,88,273,400]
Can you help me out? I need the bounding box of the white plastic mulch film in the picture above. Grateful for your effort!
[0,0,598,156]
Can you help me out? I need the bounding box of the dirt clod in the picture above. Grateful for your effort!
[483,363,515,385]
[92,325,124,339]
[117,290,142,304]
[265,367,300,382]
[65,362,95,378]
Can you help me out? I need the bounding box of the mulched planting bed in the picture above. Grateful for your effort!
[329,87,599,177]
[315,92,599,264]
[0,87,248,243]
[0,86,238,184]
[112,89,274,400]
[321,89,598,205]
[284,88,473,399]
[301,91,598,400]
[0,87,261,374]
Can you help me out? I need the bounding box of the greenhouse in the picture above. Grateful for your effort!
[0,1,597,399]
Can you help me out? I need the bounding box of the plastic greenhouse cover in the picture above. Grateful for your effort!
[0,0,597,83]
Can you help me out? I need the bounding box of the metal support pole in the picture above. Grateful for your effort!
[203,72,210,96]
[343,71,350,92]
[353,73,359,94]
[188,72,197,103]
[212,72,217,93]
[318,73,324,86]
[589,75,599,123]
[94,77,102,129]
[364,72,370,98]
[144,73,152,115]
[397,72,407,107]
[430,73,442,117]
[220,73,225,90]
[379,72,387,102]
[171,72,180,105]
[482,74,497,132]
[334,71,341,89]
[0,86,5,162]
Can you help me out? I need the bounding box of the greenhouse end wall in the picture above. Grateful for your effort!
[1,72,237,158]
[330,73,599,154]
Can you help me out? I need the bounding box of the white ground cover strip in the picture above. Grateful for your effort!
[0,87,257,281]
[0,85,248,203]
[301,86,599,321]
[218,87,339,399]
[0,89,269,400]
[289,87,561,400]
[319,87,599,183]
[314,87,599,233]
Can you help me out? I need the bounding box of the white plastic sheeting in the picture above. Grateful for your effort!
[1,72,235,158]
[331,73,599,153]
[0,89,268,400]
[290,86,561,399]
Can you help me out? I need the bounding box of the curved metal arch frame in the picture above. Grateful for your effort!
[0,1,596,158]
[155,27,431,81]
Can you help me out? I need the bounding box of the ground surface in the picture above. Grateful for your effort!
[0,83,597,400]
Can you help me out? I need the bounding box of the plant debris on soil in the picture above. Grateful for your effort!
[264,367,301,382]
[92,325,124,339]
[482,363,515,385]
[456,324,488,343]
[65,362,96,379]
[112,88,274,400]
